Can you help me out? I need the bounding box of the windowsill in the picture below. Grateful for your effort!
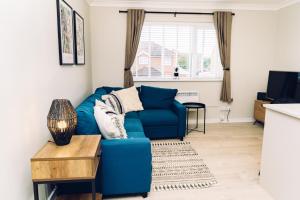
[134,77,223,82]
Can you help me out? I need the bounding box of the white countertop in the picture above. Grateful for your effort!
[264,104,300,120]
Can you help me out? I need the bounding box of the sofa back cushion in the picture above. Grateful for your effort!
[94,88,108,97]
[96,86,141,95]
[140,85,178,109]
[101,86,123,94]
[75,90,106,134]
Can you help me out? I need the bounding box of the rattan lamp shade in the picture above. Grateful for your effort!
[47,99,77,146]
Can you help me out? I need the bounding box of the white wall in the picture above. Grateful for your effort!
[90,7,276,121]
[274,2,300,70]
[0,0,92,199]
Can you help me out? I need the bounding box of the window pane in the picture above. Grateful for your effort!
[164,26,177,50]
[150,26,163,77]
[177,26,191,53]
[164,52,176,77]
[177,53,190,78]
[195,25,222,78]
[163,26,177,77]
[136,40,150,77]
[139,56,149,65]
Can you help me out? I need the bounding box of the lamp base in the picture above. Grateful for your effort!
[50,132,73,146]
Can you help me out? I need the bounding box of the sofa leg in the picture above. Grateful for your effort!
[142,192,148,198]
[180,137,184,141]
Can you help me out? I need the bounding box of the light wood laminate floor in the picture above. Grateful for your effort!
[106,123,273,200]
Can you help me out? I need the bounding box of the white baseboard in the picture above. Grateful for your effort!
[188,117,254,124]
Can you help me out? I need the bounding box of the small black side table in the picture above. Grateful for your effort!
[183,102,206,134]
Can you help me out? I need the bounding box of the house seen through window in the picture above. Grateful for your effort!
[132,22,223,80]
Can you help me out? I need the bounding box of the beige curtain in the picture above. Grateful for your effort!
[124,9,145,88]
[213,12,233,103]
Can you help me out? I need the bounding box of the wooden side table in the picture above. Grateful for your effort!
[254,100,271,124]
[31,135,102,200]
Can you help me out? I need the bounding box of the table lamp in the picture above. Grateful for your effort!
[47,99,77,146]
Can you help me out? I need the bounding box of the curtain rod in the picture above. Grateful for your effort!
[119,10,235,16]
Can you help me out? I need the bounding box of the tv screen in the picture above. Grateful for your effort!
[267,71,300,102]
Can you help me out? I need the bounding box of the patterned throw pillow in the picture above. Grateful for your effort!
[102,86,143,114]
[101,93,124,114]
[94,100,127,139]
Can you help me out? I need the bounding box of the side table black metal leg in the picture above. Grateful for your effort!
[204,107,206,134]
[186,108,189,135]
[33,182,39,200]
[91,180,96,200]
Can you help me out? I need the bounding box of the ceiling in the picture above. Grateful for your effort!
[87,0,300,10]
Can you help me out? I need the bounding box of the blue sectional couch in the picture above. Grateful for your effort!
[64,86,186,197]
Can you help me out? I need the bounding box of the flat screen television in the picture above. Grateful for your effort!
[267,71,300,103]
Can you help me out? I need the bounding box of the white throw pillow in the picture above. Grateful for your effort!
[94,100,127,139]
[95,99,115,112]
[102,86,143,114]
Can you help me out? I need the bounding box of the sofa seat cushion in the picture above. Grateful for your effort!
[143,126,178,139]
[124,118,144,133]
[138,109,178,127]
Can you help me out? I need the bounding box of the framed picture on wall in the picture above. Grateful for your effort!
[56,0,74,65]
[73,11,85,65]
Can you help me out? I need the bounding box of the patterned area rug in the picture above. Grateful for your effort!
[151,141,217,192]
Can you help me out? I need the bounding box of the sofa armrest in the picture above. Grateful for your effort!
[171,100,186,138]
[100,138,152,195]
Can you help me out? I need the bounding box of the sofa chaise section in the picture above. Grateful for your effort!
[74,88,152,196]
[100,138,151,196]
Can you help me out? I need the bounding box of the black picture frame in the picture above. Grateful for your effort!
[73,11,85,65]
[56,0,75,65]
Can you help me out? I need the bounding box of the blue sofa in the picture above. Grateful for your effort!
[68,86,186,197]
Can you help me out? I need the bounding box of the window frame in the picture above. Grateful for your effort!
[133,21,224,82]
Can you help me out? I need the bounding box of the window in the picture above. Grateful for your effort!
[132,22,223,81]
[138,55,149,65]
